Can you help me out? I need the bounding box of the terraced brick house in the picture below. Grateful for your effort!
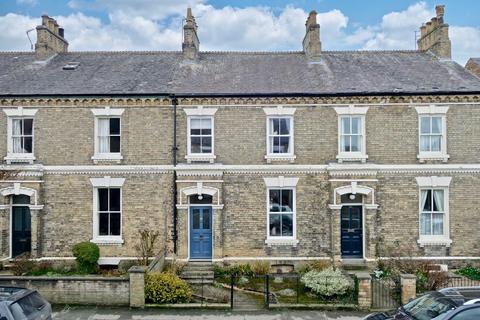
[0,6,480,268]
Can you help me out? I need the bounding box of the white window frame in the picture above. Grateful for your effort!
[90,176,125,245]
[334,105,368,163]
[263,106,296,163]
[3,108,37,164]
[416,176,452,247]
[184,106,217,163]
[264,176,299,246]
[91,107,124,163]
[415,105,449,162]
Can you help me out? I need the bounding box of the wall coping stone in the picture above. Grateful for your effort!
[0,275,128,281]
[129,266,147,274]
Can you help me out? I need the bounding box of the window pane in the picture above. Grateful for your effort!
[99,212,109,235]
[342,135,350,152]
[431,136,441,152]
[281,214,293,236]
[341,217,349,229]
[421,117,430,134]
[98,119,109,137]
[12,137,22,153]
[110,136,120,153]
[109,118,120,135]
[191,137,201,153]
[13,195,30,204]
[202,210,210,229]
[420,135,430,152]
[271,118,280,135]
[109,212,121,236]
[201,119,212,135]
[190,119,202,135]
[23,137,32,153]
[351,117,360,134]
[192,209,200,229]
[23,119,33,135]
[272,137,281,153]
[432,213,444,235]
[109,188,121,212]
[341,117,350,134]
[431,117,442,134]
[281,189,293,212]
[279,137,290,153]
[99,136,109,153]
[433,190,444,211]
[420,212,431,235]
[269,190,280,212]
[279,118,290,135]
[12,119,22,135]
[269,214,281,236]
[351,135,360,152]
[422,190,432,211]
[201,137,212,153]
[98,188,109,211]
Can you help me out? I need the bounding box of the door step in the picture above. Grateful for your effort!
[342,259,368,271]
[180,262,215,285]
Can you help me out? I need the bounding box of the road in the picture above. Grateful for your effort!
[52,306,369,320]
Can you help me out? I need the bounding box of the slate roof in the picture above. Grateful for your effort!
[1,50,480,96]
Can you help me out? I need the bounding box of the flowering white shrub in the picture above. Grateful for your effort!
[301,267,353,297]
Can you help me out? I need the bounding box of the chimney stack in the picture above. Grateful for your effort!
[182,8,199,59]
[35,15,68,60]
[302,10,321,58]
[417,5,451,59]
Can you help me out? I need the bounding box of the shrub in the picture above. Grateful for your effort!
[12,254,35,276]
[72,242,100,274]
[301,267,353,297]
[251,261,270,275]
[228,264,253,277]
[135,229,160,266]
[456,265,480,281]
[145,272,192,304]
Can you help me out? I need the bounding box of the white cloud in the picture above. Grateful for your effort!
[0,1,478,65]
[362,2,433,51]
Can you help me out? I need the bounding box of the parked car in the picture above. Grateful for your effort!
[363,287,480,320]
[0,287,51,320]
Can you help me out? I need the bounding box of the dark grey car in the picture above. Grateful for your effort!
[0,287,51,320]
[363,287,480,320]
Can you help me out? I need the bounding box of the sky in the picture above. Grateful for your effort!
[0,0,479,65]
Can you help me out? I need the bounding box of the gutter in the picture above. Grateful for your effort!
[1,90,480,99]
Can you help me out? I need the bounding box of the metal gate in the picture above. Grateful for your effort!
[371,277,400,310]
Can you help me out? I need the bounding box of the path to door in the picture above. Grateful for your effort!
[52,306,368,320]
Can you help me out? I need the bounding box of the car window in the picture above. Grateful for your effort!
[449,307,480,320]
[10,293,46,319]
[10,302,26,319]
[403,294,456,320]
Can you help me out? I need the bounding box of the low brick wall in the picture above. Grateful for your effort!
[0,276,130,306]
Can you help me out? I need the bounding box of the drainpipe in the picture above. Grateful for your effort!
[171,96,178,254]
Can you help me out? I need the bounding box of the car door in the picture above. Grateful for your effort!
[444,305,480,320]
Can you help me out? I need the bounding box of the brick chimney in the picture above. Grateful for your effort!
[302,10,321,58]
[417,5,451,59]
[35,15,68,60]
[465,58,480,78]
[182,8,199,59]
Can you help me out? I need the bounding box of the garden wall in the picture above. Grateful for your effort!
[0,276,130,305]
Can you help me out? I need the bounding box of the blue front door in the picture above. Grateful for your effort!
[190,206,212,259]
[341,205,363,258]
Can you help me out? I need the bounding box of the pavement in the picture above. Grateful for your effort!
[52,306,369,320]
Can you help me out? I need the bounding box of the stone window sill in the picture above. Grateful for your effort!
[417,153,450,163]
[4,154,35,164]
[417,237,452,247]
[91,237,124,246]
[92,153,123,164]
[336,153,368,163]
[185,154,216,163]
[265,238,299,246]
[265,154,296,164]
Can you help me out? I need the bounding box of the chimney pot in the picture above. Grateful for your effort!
[417,4,451,59]
[35,15,68,60]
[436,5,445,18]
[182,7,199,59]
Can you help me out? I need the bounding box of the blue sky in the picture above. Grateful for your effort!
[1,0,479,64]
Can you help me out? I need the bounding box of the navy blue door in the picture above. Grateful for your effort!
[341,206,363,258]
[190,206,212,259]
[12,206,31,257]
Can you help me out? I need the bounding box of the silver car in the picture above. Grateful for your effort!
[0,287,51,320]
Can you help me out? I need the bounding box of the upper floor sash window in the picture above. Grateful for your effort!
[334,105,368,163]
[91,108,124,163]
[268,117,293,155]
[3,107,38,164]
[184,106,217,163]
[415,105,449,162]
